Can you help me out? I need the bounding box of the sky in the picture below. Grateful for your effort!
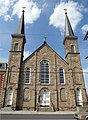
[0,0,88,93]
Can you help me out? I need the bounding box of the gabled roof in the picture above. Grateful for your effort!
[23,42,68,65]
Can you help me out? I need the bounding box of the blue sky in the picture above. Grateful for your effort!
[0,0,88,93]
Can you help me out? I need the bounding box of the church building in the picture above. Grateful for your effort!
[1,10,87,111]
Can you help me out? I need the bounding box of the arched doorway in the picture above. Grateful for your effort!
[39,88,50,107]
[6,87,13,106]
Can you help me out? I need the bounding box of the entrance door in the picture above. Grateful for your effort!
[6,87,13,106]
[39,89,50,106]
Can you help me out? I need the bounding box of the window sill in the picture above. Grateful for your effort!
[58,83,66,85]
[39,83,50,85]
[37,83,53,86]
[24,83,31,85]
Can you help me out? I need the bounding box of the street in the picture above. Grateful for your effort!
[1,114,77,120]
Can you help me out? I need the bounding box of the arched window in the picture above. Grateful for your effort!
[10,66,16,83]
[25,67,30,83]
[60,88,67,101]
[71,45,75,53]
[40,60,49,83]
[14,43,18,51]
[6,87,13,106]
[59,67,65,83]
[39,88,50,106]
[24,88,30,101]
[76,88,83,106]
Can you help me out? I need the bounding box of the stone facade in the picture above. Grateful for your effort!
[1,39,87,111]
[1,11,87,112]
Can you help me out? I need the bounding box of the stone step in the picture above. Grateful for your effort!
[1,107,13,111]
[37,107,54,112]
[77,106,88,112]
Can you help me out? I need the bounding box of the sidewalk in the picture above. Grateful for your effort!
[0,110,77,115]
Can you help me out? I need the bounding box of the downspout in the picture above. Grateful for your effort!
[34,52,37,111]
[55,54,59,111]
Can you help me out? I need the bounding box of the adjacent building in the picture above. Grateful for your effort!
[0,62,7,108]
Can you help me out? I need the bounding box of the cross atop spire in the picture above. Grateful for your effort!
[64,8,67,14]
[16,8,25,34]
[44,35,47,43]
[64,9,74,37]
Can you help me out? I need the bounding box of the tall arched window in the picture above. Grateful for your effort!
[24,88,30,101]
[10,65,16,83]
[76,88,83,106]
[39,88,50,106]
[60,88,67,101]
[6,87,13,106]
[40,60,49,83]
[25,67,30,83]
[71,45,75,53]
[14,43,18,51]
[59,67,65,83]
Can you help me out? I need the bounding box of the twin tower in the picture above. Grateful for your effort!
[1,10,87,111]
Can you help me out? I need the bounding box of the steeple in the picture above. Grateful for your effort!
[65,10,74,37]
[16,10,25,34]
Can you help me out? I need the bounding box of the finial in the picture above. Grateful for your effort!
[64,8,67,14]
[44,35,46,43]
[22,7,26,12]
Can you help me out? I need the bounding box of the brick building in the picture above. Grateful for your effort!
[0,62,7,108]
[1,11,87,111]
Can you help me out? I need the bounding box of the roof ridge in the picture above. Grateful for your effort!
[23,42,67,64]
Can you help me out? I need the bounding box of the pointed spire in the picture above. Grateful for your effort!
[64,9,74,37]
[16,9,25,34]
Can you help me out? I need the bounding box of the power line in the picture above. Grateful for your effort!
[0,32,86,38]
[0,71,88,73]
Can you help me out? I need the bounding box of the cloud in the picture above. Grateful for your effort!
[0,0,42,24]
[49,1,84,34]
[81,24,88,34]
[4,14,13,21]
[23,50,31,60]
[12,0,41,24]
[0,58,8,63]
[0,0,15,20]
[0,0,9,18]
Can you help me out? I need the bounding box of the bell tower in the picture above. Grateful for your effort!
[63,10,83,71]
[63,11,87,107]
[63,11,79,65]
[3,10,26,109]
